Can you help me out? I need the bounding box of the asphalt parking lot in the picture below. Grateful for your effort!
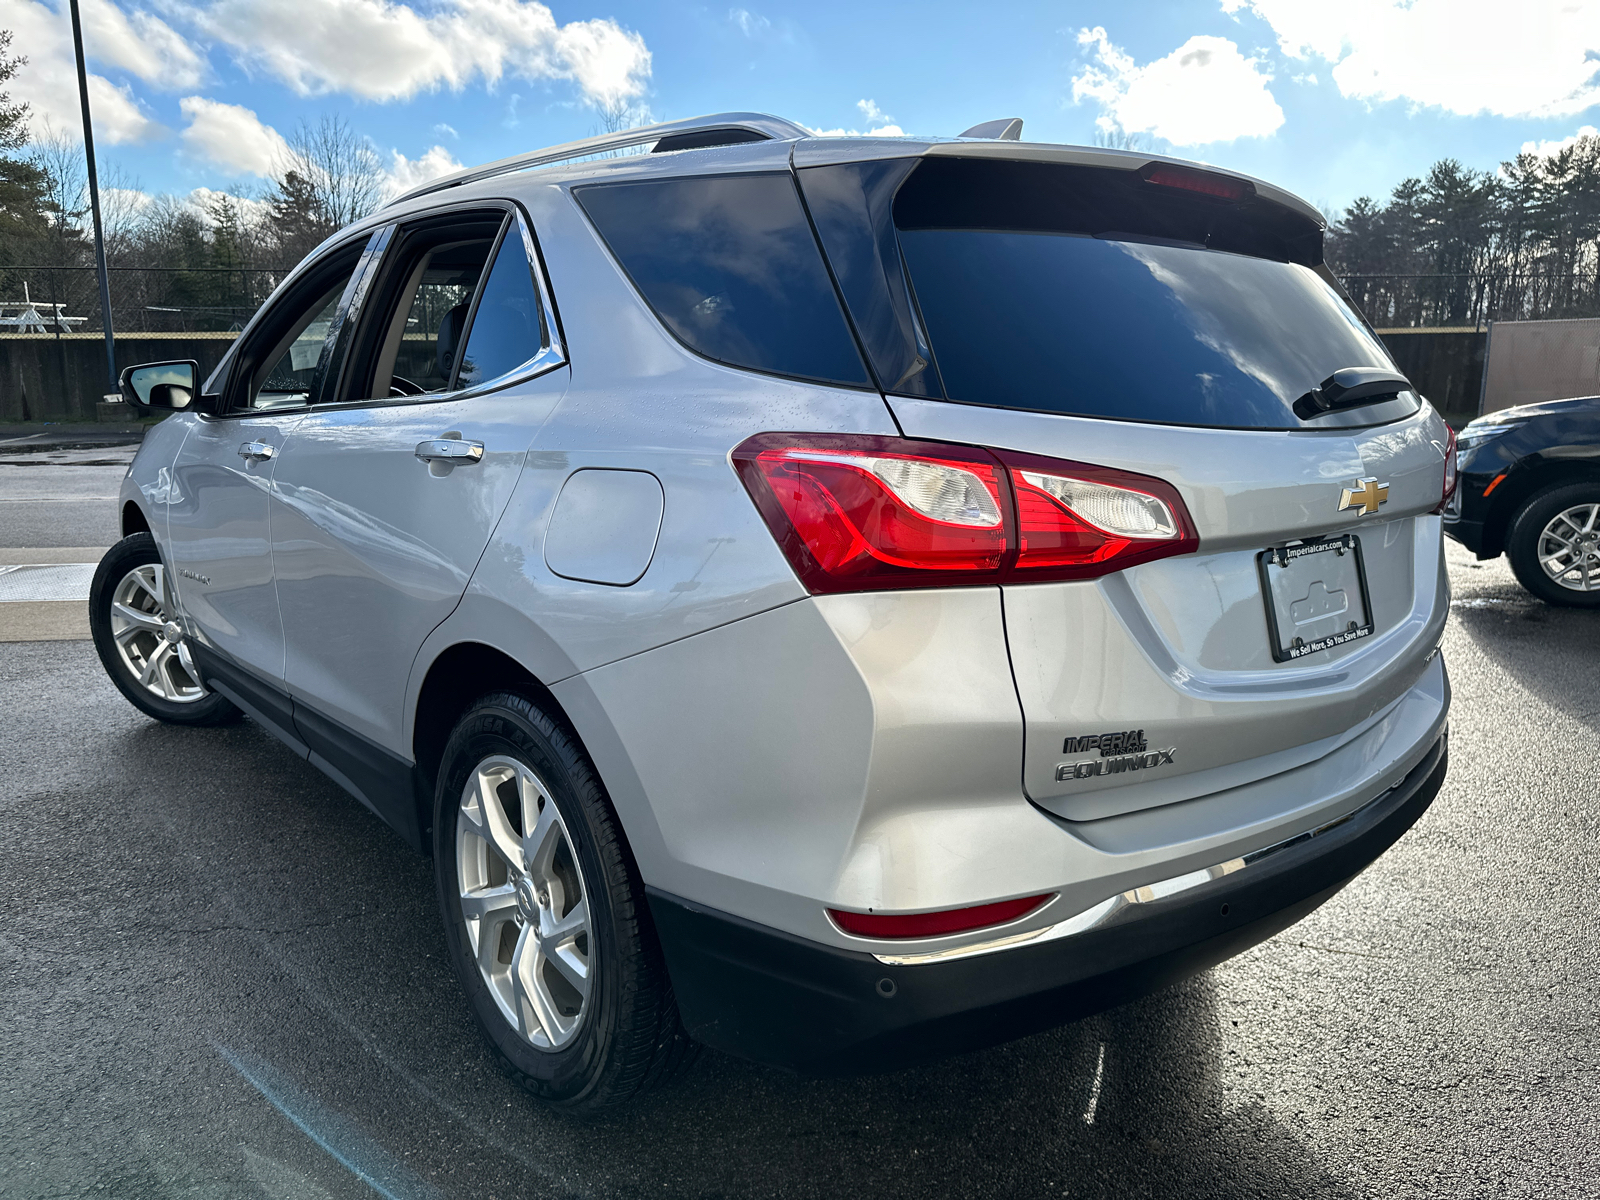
[2,450,1597,1198]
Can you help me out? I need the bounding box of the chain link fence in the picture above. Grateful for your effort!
[1339,271,1600,330]
[0,264,292,335]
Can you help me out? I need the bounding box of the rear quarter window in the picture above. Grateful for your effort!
[575,173,870,388]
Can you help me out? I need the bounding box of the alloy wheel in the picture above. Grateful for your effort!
[456,755,593,1051]
[1537,503,1600,592]
[108,563,205,704]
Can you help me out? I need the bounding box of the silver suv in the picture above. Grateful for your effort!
[94,113,1454,1112]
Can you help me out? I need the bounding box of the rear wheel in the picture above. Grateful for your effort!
[433,691,696,1112]
[1507,483,1600,607]
[89,533,241,725]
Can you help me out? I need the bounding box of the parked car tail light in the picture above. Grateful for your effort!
[1434,425,1458,513]
[828,893,1055,939]
[734,434,1198,592]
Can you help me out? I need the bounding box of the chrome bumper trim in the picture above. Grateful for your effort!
[871,779,1406,967]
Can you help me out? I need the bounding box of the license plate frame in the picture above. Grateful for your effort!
[1256,534,1375,663]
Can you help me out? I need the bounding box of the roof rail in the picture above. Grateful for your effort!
[386,112,813,206]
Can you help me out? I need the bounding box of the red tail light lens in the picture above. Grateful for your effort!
[733,435,1010,592]
[998,451,1199,580]
[734,434,1199,592]
[1141,163,1254,202]
[828,893,1054,939]
[1435,425,1458,513]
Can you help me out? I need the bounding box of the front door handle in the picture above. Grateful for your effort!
[239,441,276,462]
[415,439,484,464]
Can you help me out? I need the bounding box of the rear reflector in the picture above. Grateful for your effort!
[734,434,1198,592]
[828,893,1054,939]
[1142,163,1254,202]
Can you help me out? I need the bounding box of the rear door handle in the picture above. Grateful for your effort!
[239,441,276,462]
[415,439,484,464]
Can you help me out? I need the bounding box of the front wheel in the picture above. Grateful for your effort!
[1506,484,1600,607]
[89,533,241,725]
[433,692,695,1112]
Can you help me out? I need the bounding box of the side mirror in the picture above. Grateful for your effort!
[120,360,203,413]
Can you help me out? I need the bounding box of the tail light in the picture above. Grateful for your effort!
[828,893,1054,939]
[1434,425,1458,513]
[733,433,1197,592]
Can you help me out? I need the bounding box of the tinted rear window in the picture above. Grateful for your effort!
[577,174,869,388]
[893,158,1404,429]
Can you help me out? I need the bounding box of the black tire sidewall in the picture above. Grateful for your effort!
[1507,484,1600,607]
[89,534,239,725]
[433,694,633,1107]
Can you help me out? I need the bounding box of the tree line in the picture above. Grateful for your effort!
[1327,134,1600,329]
[7,20,1600,335]
[0,31,386,333]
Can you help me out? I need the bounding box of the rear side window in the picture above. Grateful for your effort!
[457,219,549,390]
[576,174,870,388]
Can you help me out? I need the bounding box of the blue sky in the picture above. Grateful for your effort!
[6,0,1600,217]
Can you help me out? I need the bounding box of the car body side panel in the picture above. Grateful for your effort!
[401,178,897,748]
[119,414,192,544]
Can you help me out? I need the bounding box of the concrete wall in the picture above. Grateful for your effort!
[1375,328,1486,421]
[0,332,237,422]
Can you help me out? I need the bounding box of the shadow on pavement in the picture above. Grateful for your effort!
[0,649,1352,1200]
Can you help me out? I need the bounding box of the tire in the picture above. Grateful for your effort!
[89,533,242,726]
[1506,483,1600,608]
[433,691,696,1112]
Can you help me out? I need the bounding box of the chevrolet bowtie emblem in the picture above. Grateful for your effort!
[1338,478,1390,516]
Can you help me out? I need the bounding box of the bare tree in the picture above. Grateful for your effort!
[594,99,649,135]
[28,121,85,258]
[274,116,384,227]
[1091,126,1146,153]
[264,115,384,265]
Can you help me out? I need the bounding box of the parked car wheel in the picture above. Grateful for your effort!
[89,533,241,726]
[433,692,696,1112]
[1506,483,1600,607]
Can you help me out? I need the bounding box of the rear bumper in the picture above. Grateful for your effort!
[648,732,1447,1074]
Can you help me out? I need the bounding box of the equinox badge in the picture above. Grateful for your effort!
[1338,478,1390,516]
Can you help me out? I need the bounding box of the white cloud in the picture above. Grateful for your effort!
[729,7,769,36]
[0,0,166,143]
[857,98,891,125]
[384,145,464,198]
[1073,27,1285,145]
[1520,125,1600,160]
[1223,0,1600,119]
[79,0,207,89]
[806,100,904,138]
[187,185,272,225]
[178,96,290,176]
[194,0,651,107]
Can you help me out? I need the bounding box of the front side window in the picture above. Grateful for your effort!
[455,222,549,390]
[576,173,870,388]
[247,269,358,411]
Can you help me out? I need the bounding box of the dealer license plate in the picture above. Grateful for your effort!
[1256,535,1374,663]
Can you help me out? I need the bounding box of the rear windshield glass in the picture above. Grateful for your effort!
[893,161,1401,429]
[576,174,870,388]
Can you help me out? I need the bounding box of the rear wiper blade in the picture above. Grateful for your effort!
[1295,367,1411,419]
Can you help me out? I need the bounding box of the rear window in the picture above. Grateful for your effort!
[893,159,1405,429]
[576,174,869,388]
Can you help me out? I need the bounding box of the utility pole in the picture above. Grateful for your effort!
[67,0,117,402]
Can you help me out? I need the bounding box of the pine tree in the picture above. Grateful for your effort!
[0,29,49,262]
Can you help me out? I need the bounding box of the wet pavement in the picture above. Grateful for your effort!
[0,539,1596,1198]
